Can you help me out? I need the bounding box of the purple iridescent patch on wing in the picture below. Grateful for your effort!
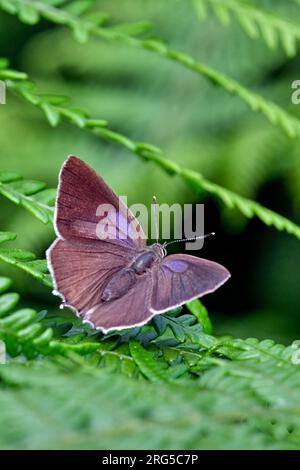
[165,259,188,273]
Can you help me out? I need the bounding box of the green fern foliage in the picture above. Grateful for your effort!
[1,336,300,449]
[3,1,300,142]
[181,169,300,239]
[193,0,300,57]
[0,275,107,359]
[0,231,52,286]
[1,273,300,449]
[0,170,55,223]
[2,67,300,240]
[1,265,300,449]
[129,340,172,383]
[219,336,297,365]
[1,0,300,451]
[5,75,107,129]
[0,275,52,358]
[186,299,213,334]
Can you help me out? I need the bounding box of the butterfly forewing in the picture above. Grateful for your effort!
[55,156,146,249]
[150,254,230,313]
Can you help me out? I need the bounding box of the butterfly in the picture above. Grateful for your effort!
[47,156,230,333]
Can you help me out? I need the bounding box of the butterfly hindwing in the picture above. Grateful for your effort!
[82,271,154,332]
[47,238,134,315]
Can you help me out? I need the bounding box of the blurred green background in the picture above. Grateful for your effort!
[0,0,300,344]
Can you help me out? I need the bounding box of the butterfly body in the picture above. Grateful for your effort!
[47,156,231,332]
[130,244,164,274]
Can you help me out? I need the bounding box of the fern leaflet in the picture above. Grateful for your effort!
[0,170,55,223]
[2,1,300,140]
[0,231,52,286]
[1,67,300,241]
[193,0,300,57]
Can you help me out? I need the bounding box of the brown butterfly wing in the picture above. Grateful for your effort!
[47,238,135,316]
[55,155,146,249]
[82,272,154,332]
[150,254,230,313]
[48,156,147,322]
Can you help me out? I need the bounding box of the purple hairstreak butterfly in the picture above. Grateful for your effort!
[47,156,230,333]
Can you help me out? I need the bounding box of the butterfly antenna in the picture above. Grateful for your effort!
[163,232,215,248]
[152,196,159,243]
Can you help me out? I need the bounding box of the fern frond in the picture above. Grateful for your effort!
[151,308,210,344]
[95,307,215,373]
[182,168,300,238]
[192,354,300,416]
[2,275,300,449]
[96,341,139,378]
[0,231,52,286]
[129,340,171,383]
[186,299,213,334]
[193,0,300,57]
[2,67,300,241]
[3,1,300,141]
[4,76,108,129]
[0,275,103,359]
[1,354,300,449]
[79,307,217,380]
[219,337,295,366]
[0,170,55,223]
[0,275,52,358]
